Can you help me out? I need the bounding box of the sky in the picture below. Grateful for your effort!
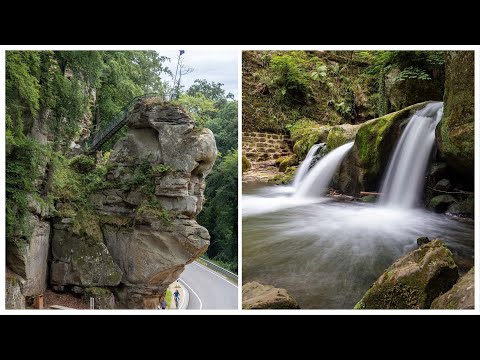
[158,49,238,99]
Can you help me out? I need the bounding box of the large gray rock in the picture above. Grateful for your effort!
[95,101,215,308]
[431,267,474,309]
[6,213,50,296]
[50,221,122,288]
[355,240,458,309]
[5,271,26,309]
[84,287,116,309]
[242,281,300,309]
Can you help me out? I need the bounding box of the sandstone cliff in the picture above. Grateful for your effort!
[7,99,217,309]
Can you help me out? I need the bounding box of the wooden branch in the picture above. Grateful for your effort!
[360,191,382,196]
[426,186,473,195]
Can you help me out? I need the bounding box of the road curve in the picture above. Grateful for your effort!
[179,262,238,309]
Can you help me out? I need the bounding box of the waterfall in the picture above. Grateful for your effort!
[295,142,354,198]
[292,143,324,188]
[379,102,443,208]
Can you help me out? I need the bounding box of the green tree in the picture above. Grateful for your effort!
[198,150,238,272]
[205,100,238,155]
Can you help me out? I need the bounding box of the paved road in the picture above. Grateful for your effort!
[179,262,238,309]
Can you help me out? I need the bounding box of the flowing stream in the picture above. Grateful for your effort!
[379,102,443,207]
[292,143,323,188]
[243,103,473,309]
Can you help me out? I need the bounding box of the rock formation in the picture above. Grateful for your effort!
[436,51,474,178]
[242,281,300,309]
[335,102,431,195]
[48,100,217,308]
[355,240,459,309]
[430,267,474,309]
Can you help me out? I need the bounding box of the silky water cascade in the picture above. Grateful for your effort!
[243,103,473,309]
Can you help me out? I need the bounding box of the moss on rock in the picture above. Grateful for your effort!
[242,155,251,173]
[436,51,474,178]
[428,195,457,213]
[355,239,458,309]
[336,102,432,195]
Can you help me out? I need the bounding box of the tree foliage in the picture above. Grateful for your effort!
[5,50,171,239]
[198,150,238,272]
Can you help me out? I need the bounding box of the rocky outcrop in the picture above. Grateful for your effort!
[6,213,50,297]
[50,100,217,308]
[436,51,474,178]
[336,102,432,195]
[431,267,474,309]
[84,287,116,309]
[242,281,300,309]
[385,67,443,112]
[355,240,458,309]
[50,220,122,288]
[5,270,26,309]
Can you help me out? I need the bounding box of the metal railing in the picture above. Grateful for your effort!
[197,257,238,281]
[87,93,161,153]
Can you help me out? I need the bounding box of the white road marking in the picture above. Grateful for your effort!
[179,278,202,310]
[179,287,185,309]
[193,261,238,288]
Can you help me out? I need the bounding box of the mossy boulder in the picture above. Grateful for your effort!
[325,124,359,150]
[447,197,474,218]
[275,154,298,172]
[361,195,377,203]
[84,287,116,309]
[271,166,296,185]
[242,155,251,173]
[436,51,474,178]
[242,281,300,309]
[428,195,456,213]
[417,237,430,247]
[434,179,451,192]
[289,119,331,159]
[354,240,458,309]
[430,267,474,309]
[336,102,432,195]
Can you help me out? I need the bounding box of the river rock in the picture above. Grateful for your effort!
[6,213,50,297]
[436,51,474,178]
[354,240,458,309]
[6,270,26,309]
[428,195,456,213]
[417,237,430,247]
[242,281,300,309]
[446,197,474,218]
[434,179,451,192]
[430,267,474,309]
[428,163,448,182]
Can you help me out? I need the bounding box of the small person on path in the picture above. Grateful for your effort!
[160,296,167,310]
[174,289,180,309]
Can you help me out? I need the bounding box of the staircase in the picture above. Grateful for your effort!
[86,93,160,153]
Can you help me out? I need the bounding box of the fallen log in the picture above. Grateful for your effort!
[360,191,382,196]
